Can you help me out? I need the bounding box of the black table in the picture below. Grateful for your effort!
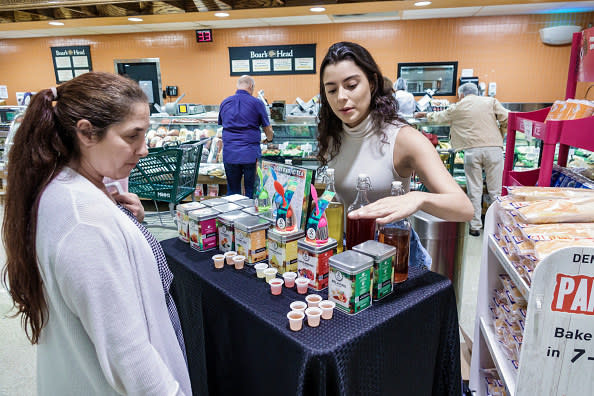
[163,238,461,396]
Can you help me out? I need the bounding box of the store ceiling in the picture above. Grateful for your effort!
[1,0,593,39]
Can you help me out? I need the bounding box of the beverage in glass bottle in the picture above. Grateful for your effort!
[324,168,344,253]
[377,181,410,283]
[346,174,375,250]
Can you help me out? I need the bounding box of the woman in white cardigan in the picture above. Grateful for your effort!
[2,72,191,396]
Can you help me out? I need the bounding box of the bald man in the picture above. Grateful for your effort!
[218,75,274,198]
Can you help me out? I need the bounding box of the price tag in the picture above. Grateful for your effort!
[302,143,313,153]
[279,142,289,151]
[522,119,533,142]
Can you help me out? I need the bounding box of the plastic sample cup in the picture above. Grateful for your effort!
[287,311,304,332]
[305,307,322,327]
[224,251,237,265]
[233,255,245,270]
[263,267,278,283]
[305,294,322,308]
[212,254,225,269]
[319,300,336,320]
[282,271,297,288]
[289,301,307,313]
[254,263,268,278]
[295,277,309,294]
[269,278,284,295]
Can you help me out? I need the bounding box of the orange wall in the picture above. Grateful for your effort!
[1,12,592,106]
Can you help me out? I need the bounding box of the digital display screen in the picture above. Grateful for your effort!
[196,29,213,43]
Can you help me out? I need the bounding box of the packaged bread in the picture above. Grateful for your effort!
[507,186,594,201]
[566,99,594,119]
[545,100,567,121]
[513,196,594,223]
[533,238,594,260]
[518,222,594,241]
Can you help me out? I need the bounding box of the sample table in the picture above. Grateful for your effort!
[162,238,461,396]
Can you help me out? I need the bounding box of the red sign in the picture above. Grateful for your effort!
[578,27,594,82]
[551,273,594,315]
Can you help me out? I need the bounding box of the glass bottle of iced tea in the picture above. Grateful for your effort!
[346,174,375,250]
[324,168,344,253]
[377,181,411,283]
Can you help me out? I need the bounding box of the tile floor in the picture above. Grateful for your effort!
[0,205,483,396]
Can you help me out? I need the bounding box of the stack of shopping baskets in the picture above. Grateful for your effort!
[129,139,206,224]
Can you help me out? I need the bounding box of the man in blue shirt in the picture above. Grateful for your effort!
[218,75,273,198]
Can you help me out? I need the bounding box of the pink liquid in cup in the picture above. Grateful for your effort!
[319,300,336,319]
[287,311,304,331]
[269,278,284,295]
[305,294,322,308]
[295,278,309,295]
[305,307,322,327]
[282,272,297,288]
[212,254,225,269]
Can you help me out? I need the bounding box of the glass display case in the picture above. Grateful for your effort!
[148,115,319,169]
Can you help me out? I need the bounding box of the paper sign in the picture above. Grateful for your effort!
[0,85,7,99]
[522,119,533,142]
[516,247,594,395]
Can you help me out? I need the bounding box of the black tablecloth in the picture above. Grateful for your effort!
[163,238,461,396]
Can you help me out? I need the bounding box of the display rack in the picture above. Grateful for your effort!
[502,30,594,189]
[470,206,594,395]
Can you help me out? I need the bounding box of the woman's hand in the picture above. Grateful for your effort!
[347,192,423,225]
[113,192,145,222]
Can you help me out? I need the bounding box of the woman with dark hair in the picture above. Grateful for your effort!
[2,72,191,395]
[317,42,472,233]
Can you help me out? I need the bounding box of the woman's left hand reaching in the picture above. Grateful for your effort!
[347,191,422,225]
[113,192,145,222]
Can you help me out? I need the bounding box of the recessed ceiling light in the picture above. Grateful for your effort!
[214,12,229,17]
[49,21,64,26]
[414,1,432,6]
[128,17,143,22]
[310,7,326,12]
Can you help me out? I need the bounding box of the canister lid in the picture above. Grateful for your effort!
[269,229,305,243]
[329,250,373,274]
[188,207,219,221]
[234,215,272,232]
[242,206,258,215]
[257,210,274,221]
[176,201,206,214]
[223,194,249,202]
[297,237,337,253]
[202,198,229,207]
[352,240,396,261]
[211,203,242,214]
[235,199,255,208]
[217,210,254,225]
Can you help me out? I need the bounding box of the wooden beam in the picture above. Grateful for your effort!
[53,7,73,18]
[0,12,15,23]
[13,9,52,21]
[96,3,127,16]
[151,1,185,14]
[213,0,232,9]
[192,0,210,12]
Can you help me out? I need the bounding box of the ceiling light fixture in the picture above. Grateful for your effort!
[414,1,432,6]
[49,21,64,26]
[128,17,143,22]
[214,12,229,17]
[310,7,326,12]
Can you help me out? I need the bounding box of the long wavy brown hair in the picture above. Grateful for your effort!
[2,72,147,344]
[317,41,406,168]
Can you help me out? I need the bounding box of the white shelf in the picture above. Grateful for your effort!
[479,317,517,396]
[488,234,530,299]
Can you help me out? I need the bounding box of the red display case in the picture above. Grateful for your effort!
[502,28,594,191]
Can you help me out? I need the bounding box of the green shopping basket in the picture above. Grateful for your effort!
[129,140,206,225]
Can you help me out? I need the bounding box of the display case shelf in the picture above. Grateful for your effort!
[479,317,517,396]
[487,234,530,299]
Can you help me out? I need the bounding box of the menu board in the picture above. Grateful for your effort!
[51,46,92,84]
[228,44,316,76]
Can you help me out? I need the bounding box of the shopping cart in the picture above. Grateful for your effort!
[129,139,206,226]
